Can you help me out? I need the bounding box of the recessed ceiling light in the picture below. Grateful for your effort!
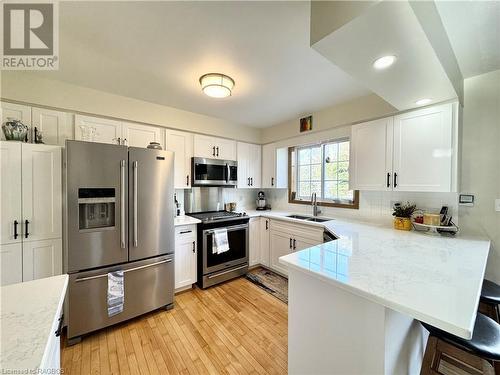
[415,98,432,106]
[373,55,396,70]
[199,73,235,98]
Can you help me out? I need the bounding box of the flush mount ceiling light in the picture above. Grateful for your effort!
[199,73,235,98]
[415,98,432,106]
[373,55,397,70]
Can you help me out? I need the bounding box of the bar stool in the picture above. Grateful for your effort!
[480,279,500,323]
[420,313,500,375]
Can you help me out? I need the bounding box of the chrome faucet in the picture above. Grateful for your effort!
[311,192,321,217]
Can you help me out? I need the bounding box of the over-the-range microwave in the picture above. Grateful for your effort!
[191,157,237,186]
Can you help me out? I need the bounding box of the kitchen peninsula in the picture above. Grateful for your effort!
[280,219,490,375]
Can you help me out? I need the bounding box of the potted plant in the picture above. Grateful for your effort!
[392,202,416,231]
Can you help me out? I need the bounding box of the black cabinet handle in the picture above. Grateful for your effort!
[179,230,192,234]
[186,175,189,186]
[271,177,274,186]
[14,220,18,239]
[250,177,253,186]
[216,147,219,157]
[55,315,64,337]
[247,177,250,186]
[24,220,29,238]
[192,241,196,253]
[394,173,398,188]
[387,172,391,188]
[293,239,296,250]
[212,146,216,157]
[265,220,268,230]
[289,238,292,249]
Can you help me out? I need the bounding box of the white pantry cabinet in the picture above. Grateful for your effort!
[75,115,122,145]
[174,225,197,290]
[31,107,73,146]
[193,134,236,160]
[1,102,73,146]
[166,129,193,189]
[237,142,261,188]
[350,102,458,192]
[0,142,62,286]
[123,122,163,149]
[0,102,31,141]
[249,217,261,266]
[261,144,288,189]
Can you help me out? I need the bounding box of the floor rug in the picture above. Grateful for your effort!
[246,267,288,304]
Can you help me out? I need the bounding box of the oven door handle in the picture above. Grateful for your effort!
[207,264,248,279]
[203,224,248,235]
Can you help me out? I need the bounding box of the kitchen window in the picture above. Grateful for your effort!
[288,139,359,209]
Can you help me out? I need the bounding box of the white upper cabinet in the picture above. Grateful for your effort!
[350,117,393,191]
[75,115,122,145]
[0,102,32,142]
[31,108,73,147]
[122,122,163,149]
[350,102,458,192]
[0,142,22,245]
[393,103,456,192]
[237,142,261,188]
[21,144,62,242]
[193,134,236,160]
[166,129,193,189]
[261,144,288,189]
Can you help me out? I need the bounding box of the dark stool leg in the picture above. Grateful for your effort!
[421,336,440,375]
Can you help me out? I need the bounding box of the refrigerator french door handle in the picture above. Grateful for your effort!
[74,259,172,282]
[120,160,126,249]
[133,161,138,247]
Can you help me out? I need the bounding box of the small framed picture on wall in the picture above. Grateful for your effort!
[300,115,312,132]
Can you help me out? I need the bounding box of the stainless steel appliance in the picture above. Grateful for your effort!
[64,140,175,344]
[192,157,237,186]
[188,211,249,288]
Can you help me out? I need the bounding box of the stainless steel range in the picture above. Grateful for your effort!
[188,211,249,288]
[64,140,175,344]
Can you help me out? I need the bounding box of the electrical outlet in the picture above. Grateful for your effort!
[495,199,500,212]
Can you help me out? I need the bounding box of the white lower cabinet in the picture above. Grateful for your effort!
[22,239,62,282]
[260,217,270,267]
[269,219,324,276]
[0,243,22,285]
[175,225,197,290]
[249,218,261,266]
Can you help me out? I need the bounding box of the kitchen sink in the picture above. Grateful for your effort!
[305,217,330,223]
[286,214,332,223]
[286,214,313,220]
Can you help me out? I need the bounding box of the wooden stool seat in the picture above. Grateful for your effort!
[422,313,500,362]
[482,280,500,306]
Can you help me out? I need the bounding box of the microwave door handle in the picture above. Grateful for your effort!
[120,160,126,249]
[226,163,230,183]
[133,161,138,247]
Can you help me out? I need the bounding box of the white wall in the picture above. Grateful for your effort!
[459,69,500,283]
[0,72,261,143]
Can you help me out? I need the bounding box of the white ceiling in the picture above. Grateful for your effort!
[35,1,370,128]
[436,1,500,79]
[311,1,458,111]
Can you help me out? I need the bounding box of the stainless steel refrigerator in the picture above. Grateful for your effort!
[64,140,175,344]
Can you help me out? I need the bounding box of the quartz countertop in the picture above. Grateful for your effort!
[278,217,490,339]
[0,275,69,371]
[174,215,201,226]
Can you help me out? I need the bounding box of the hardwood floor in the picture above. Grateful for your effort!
[61,277,288,374]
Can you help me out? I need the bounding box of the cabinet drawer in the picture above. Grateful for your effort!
[270,219,324,242]
[175,225,196,242]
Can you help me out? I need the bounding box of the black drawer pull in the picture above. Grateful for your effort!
[289,238,292,249]
[14,220,18,239]
[394,173,398,188]
[192,241,196,253]
[186,175,189,186]
[293,239,296,250]
[265,220,268,230]
[179,230,192,234]
[212,146,216,157]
